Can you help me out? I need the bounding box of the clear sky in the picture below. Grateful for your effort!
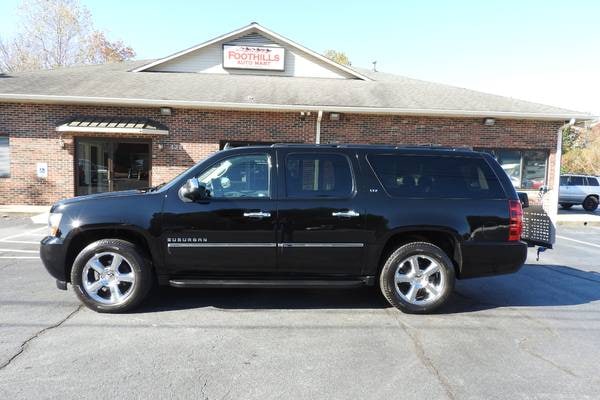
[0,0,598,115]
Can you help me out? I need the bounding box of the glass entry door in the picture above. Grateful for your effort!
[77,139,150,196]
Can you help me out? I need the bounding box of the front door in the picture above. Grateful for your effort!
[76,139,150,195]
[276,150,366,275]
[161,150,277,275]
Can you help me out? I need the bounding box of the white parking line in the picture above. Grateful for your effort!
[0,226,46,242]
[0,248,39,253]
[556,235,600,249]
[0,256,39,259]
[0,240,40,244]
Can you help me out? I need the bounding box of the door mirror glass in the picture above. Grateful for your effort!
[179,178,208,202]
[517,192,529,208]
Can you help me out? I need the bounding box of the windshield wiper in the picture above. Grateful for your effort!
[143,182,166,192]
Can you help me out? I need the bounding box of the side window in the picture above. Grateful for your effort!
[569,176,584,186]
[197,154,270,198]
[285,153,353,198]
[368,154,504,199]
[0,137,9,178]
[560,176,569,185]
[588,177,599,187]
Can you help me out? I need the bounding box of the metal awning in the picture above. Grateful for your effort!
[55,116,169,135]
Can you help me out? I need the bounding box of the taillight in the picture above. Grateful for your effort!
[508,200,523,241]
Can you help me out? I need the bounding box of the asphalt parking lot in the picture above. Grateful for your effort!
[0,217,599,399]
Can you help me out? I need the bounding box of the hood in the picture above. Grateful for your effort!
[51,190,147,210]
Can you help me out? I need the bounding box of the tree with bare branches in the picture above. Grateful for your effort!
[323,49,352,66]
[0,0,135,73]
[562,127,600,175]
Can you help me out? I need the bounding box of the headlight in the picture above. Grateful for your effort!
[48,213,63,237]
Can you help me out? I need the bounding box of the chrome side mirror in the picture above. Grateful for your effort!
[179,178,208,202]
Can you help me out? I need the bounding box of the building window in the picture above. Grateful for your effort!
[0,137,9,178]
[477,149,548,189]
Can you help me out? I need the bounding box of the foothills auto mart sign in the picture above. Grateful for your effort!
[223,45,285,71]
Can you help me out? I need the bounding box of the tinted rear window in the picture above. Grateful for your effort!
[588,177,599,186]
[285,153,353,198]
[368,154,505,199]
[569,176,585,186]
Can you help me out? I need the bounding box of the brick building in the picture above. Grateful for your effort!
[0,23,590,205]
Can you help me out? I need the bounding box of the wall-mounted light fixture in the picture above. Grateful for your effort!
[329,113,340,121]
[299,111,311,121]
[58,137,65,149]
[157,143,164,151]
[483,118,495,126]
[160,107,172,116]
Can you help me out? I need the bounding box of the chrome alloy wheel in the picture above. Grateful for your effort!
[81,252,136,305]
[393,254,445,305]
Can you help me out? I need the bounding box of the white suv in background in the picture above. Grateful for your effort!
[559,174,600,211]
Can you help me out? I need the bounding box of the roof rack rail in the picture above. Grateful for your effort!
[270,143,339,147]
[269,143,474,151]
[400,144,474,151]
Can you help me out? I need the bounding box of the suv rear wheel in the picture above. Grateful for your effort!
[583,196,599,212]
[380,242,455,314]
[71,239,153,313]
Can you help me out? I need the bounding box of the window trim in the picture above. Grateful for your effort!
[366,153,506,200]
[192,152,273,201]
[282,151,357,200]
[0,136,9,179]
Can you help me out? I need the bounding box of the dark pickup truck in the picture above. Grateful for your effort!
[41,144,532,313]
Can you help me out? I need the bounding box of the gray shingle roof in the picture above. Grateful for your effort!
[0,60,590,120]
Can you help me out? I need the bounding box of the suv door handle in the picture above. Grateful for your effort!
[243,211,271,218]
[332,210,360,218]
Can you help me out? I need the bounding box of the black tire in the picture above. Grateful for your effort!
[582,196,599,212]
[380,242,455,314]
[70,239,153,313]
[560,203,573,209]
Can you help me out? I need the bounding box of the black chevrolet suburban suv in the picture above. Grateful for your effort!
[41,144,529,314]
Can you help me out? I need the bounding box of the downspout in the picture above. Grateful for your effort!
[547,118,575,228]
[315,110,323,144]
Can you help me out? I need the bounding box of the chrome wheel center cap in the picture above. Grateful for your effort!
[100,270,115,282]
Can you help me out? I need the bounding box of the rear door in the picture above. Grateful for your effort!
[275,149,367,275]
[587,177,600,194]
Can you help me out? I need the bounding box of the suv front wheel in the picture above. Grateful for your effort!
[380,242,455,314]
[71,239,153,313]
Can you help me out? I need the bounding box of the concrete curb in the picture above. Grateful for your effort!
[557,220,600,227]
[0,205,51,214]
[556,213,600,227]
